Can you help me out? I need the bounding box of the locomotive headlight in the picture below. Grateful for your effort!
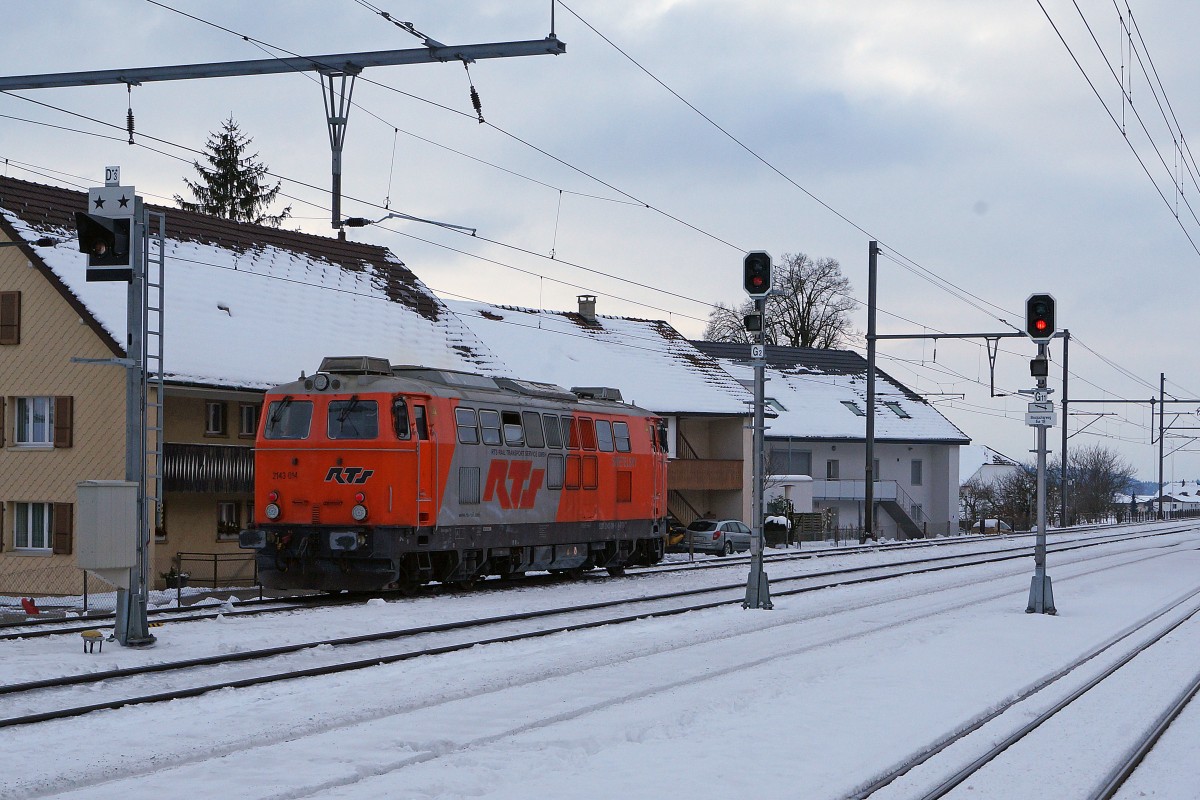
[265,503,281,520]
[351,504,368,521]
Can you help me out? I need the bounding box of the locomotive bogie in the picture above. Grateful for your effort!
[243,359,669,592]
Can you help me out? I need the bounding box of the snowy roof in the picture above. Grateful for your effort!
[958,444,1023,484]
[0,176,503,389]
[692,341,970,444]
[445,300,752,415]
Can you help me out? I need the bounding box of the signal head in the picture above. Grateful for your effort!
[1024,293,1056,341]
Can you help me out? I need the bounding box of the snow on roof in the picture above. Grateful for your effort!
[958,444,1023,484]
[445,299,752,415]
[0,177,503,388]
[692,341,970,444]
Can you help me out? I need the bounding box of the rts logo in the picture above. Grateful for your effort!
[484,459,544,510]
[325,466,374,485]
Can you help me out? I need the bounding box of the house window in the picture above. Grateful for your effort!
[238,403,260,438]
[13,502,51,550]
[841,401,866,417]
[217,502,240,540]
[14,396,53,445]
[206,401,228,436]
[826,459,840,480]
[0,291,20,345]
[770,447,811,476]
[885,401,911,419]
[11,502,70,553]
[911,459,923,486]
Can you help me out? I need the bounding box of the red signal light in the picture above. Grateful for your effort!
[1035,319,1047,331]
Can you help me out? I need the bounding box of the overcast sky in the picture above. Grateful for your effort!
[3,1,1199,482]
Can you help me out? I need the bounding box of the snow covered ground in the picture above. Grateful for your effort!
[4,527,1200,800]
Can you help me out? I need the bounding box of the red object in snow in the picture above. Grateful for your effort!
[20,597,39,615]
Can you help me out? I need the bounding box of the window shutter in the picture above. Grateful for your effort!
[0,503,5,551]
[0,291,19,345]
[0,396,5,448]
[52,503,72,555]
[54,396,73,448]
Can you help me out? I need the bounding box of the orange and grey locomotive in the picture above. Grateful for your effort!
[240,356,669,591]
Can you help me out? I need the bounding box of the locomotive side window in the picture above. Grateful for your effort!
[565,454,582,489]
[579,417,597,450]
[502,411,525,446]
[565,418,581,450]
[328,398,378,440]
[413,405,429,440]
[612,421,631,453]
[542,415,563,448]
[455,408,479,444]
[594,419,614,452]
[546,453,565,489]
[522,411,545,448]
[582,455,599,489]
[391,397,411,440]
[263,398,313,440]
[479,410,502,446]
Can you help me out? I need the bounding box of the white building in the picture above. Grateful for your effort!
[693,342,970,539]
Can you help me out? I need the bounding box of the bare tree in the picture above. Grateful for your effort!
[703,252,856,348]
[1054,443,1137,525]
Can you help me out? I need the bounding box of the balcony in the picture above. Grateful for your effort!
[668,458,743,491]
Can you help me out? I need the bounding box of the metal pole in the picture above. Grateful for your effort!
[119,203,155,647]
[744,297,772,609]
[864,241,878,543]
[1158,372,1165,519]
[1060,330,1069,527]
[1027,341,1056,615]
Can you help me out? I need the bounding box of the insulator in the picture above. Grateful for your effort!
[126,108,135,145]
[470,85,484,124]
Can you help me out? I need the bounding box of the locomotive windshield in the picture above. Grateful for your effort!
[328,397,378,439]
[263,398,314,440]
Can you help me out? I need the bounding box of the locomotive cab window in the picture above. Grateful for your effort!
[594,419,614,452]
[612,421,631,453]
[263,399,314,440]
[391,397,411,440]
[455,408,479,444]
[502,411,525,446]
[479,410,502,446]
[328,397,378,440]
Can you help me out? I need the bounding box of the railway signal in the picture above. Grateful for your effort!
[743,251,772,298]
[1025,293,1056,342]
[75,212,132,280]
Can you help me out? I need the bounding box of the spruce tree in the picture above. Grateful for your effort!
[175,116,292,226]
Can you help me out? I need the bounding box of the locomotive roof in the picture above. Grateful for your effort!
[267,358,653,416]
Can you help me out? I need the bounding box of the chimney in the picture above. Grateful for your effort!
[577,294,597,322]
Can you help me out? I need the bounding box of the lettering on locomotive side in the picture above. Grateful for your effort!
[324,466,375,484]
[484,459,544,510]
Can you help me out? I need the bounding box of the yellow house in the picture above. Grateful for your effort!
[0,175,502,596]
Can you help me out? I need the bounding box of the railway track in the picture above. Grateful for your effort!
[2,526,1194,731]
[853,565,1200,799]
[6,520,1192,642]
